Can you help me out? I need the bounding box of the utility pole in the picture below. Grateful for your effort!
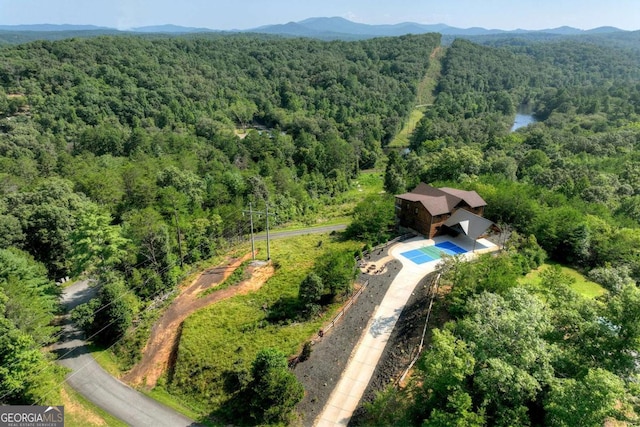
[243,202,256,260]
[173,204,184,268]
[265,203,271,261]
[243,203,276,261]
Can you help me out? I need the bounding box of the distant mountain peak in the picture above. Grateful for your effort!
[0,17,628,44]
[247,17,627,40]
[0,23,110,32]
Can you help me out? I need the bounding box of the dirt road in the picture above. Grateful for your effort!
[124,253,275,388]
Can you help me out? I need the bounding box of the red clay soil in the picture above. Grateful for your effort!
[123,253,274,388]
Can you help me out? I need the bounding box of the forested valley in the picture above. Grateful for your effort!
[366,37,640,426]
[1,29,640,426]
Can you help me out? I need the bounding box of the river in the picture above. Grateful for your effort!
[511,105,537,131]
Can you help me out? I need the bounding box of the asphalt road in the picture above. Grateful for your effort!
[51,225,346,426]
[53,280,199,427]
[254,223,347,240]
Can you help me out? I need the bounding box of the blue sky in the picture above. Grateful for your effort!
[1,0,638,31]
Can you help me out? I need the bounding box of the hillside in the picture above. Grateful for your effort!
[360,36,640,427]
[0,32,439,411]
[1,30,640,426]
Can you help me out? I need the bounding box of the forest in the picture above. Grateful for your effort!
[369,37,640,426]
[0,32,440,416]
[1,28,640,426]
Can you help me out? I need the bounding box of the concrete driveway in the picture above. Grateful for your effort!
[315,235,497,426]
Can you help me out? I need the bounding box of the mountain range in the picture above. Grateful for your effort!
[251,17,625,38]
[0,17,629,43]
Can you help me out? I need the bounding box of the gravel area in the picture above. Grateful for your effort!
[293,245,403,427]
[350,272,438,425]
[293,242,448,426]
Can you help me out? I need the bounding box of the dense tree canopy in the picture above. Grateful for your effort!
[0,248,63,405]
[3,26,640,424]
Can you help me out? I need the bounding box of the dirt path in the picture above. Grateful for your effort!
[124,253,274,388]
[429,45,442,60]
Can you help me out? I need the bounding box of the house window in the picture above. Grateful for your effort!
[414,208,418,214]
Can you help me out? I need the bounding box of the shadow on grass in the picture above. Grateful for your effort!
[266,296,302,323]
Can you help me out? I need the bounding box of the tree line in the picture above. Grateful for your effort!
[370,33,640,426]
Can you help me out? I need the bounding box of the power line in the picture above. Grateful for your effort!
[29,231,243,407]
[243,202,276,261]
[3,222,252,405]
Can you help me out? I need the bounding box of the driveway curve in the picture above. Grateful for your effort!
[53,280,199,427]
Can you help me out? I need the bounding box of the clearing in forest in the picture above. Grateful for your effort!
[123,253,275,388]
[389,46,444,148]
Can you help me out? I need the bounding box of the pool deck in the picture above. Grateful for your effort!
[314,235,498,426]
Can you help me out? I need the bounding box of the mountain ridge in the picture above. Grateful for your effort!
[250,16,626,38]
[0,17,626,36]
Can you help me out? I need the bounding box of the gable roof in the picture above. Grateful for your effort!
[395,183,486,216]
[443,209,495,240]
[438,187,487,208]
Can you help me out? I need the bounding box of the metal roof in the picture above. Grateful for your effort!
[443,209,495,240]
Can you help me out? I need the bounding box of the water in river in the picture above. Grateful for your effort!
[511,105,537,131]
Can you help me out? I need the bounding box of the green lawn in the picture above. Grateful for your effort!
[168,232,362,414]
[519,262,607,299]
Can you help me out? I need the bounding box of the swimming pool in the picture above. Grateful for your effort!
[400,241,468,265]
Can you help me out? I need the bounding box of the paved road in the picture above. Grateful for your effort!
[53,280,198,427]
[52,224,345,426]
[254,224,347,241]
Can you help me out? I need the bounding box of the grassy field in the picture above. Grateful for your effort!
[165,232,362,415]
[143,387,203,422]
[519,262,607,299]
[388,108,426,148]
[80,170,380,422]
[276,169,384,229]
[389,46,444,149]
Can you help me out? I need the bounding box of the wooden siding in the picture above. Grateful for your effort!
[396,197,485,238]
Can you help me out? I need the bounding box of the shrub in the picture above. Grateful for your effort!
[316,250,358,298]
[247,348,304,424]
[298,272,323,318]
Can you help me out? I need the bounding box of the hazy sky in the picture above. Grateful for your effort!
[1,0,639,31]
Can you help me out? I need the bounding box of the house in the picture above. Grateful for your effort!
[395,183,491,239]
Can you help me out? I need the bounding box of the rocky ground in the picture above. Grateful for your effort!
[293,244,442,427]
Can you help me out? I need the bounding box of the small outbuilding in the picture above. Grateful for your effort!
[395,183,491,239]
